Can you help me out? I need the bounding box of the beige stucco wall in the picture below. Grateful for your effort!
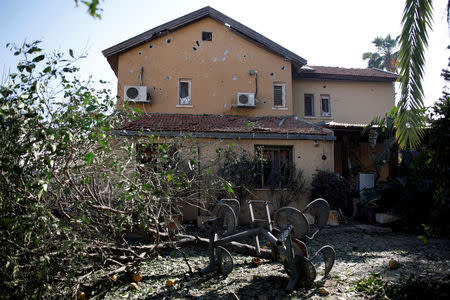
[116,17,293,115]
[201,137,333,223]
[292,79,395,124]
[196,138,333,184]
[122,135,333,222]
[140,136,332,221]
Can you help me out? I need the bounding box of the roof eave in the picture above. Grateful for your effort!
[293,73,398,82]
[113,129,335,141]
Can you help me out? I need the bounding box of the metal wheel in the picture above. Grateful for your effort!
[292,238,308,257]
[302,198,330,230]
[311,245,335,280]
[216,204,237,237]
[274,207,309,239]
[215,246,234,275]
[283,255,316,284]
[296,255,317,287]
[220,199,240,219]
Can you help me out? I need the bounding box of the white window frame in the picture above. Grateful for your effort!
[320,94,331,117]
[304,94,314,117]
[178,79,192,106]
[273,83,286,108]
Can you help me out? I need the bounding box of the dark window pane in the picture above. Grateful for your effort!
[202,31,212,41]
[274,85,283,106]
[257,146,292,188]
[321,98,329,113]
[304,94,313,116]
[180,82,189,98]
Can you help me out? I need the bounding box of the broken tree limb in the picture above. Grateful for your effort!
[132,234,274,259]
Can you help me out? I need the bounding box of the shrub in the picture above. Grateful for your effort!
[310,170,351,210]
[217,146,307,210]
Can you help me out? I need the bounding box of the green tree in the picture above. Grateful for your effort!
[74,0,103,19]
[0,41,228,298]
[395,0,434,149]
[362,34,399,72]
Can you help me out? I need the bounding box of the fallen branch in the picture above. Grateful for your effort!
[132,234,274,259]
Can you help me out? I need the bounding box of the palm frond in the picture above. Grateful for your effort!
[396,0,433,149]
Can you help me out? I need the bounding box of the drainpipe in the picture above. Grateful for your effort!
[249,69,258,97]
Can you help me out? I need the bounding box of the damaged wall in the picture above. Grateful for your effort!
[116,17,293,115]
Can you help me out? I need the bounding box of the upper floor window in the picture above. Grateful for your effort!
[178,79,192,105]
[304,94,314,117]
[320,94,331,117]
[202,31,212,41]
[273,83,286,107]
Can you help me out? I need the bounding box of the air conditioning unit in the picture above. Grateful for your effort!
[124,85,148,102]
[237,92,255,107]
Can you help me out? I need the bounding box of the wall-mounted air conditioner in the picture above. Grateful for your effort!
[124,86,149,102]
[237,92,255,107]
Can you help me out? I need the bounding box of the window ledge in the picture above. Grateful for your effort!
[272,107,288,110]
[304,116,316,119]
[319,115,333,119]
[176,104,194,108]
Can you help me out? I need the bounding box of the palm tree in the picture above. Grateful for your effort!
[395,0,434,149]
[363,35,399,72]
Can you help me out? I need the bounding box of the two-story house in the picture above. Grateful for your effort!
[103,6,396,221]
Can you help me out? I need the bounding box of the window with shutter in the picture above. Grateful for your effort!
[273,83,285,107]
[304,94,314,116]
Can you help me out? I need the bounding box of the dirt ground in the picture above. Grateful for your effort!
[95,224,450,299]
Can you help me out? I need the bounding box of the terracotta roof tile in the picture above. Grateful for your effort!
[121,113,327,136]
[295,65,398,82]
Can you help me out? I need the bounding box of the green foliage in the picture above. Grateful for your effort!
[396,0,433,149]
[310,170,351,210]
[1,40,117,298]
[363,61,450,234]
[385,274,450,299]
[216,146,307,209]
[363,106,398,181]
[354,272,386,296]
[74,0,103,19]
[354,272,450,299]
[0,41,228,299]
[362,34,399,72]
[217,147,260,201]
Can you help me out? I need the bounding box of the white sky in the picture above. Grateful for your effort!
[1,0,448,107]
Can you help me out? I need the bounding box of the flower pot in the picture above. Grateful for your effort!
[327,209,339,226]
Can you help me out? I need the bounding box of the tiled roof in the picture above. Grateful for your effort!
[120,113,328,136]
[294,66,398,82]
[326,121,369,128]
